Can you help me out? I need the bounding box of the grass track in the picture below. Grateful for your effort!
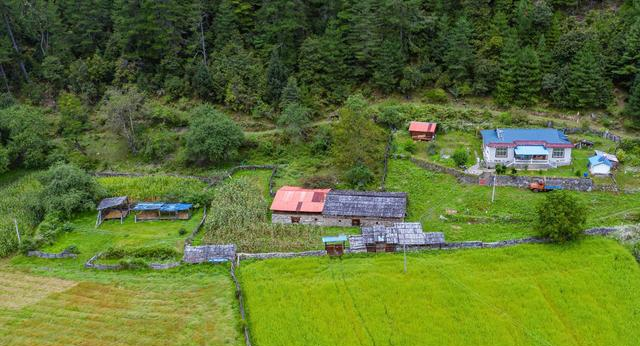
[239,238,640,346]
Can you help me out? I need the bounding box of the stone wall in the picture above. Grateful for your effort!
[27,250,77,259]
[481,173,595,192]
[322,215,404,227]
[238,250,326,260]
[183,244,236,263]
[271,212,324,225]
[84,252,182,270]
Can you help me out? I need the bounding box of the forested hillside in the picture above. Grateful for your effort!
[1,0,640,114]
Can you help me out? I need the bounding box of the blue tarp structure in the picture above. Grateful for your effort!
[588,155,612,167]
[322,235,348,243]
[514,146,548,156]
[133,202,193,212]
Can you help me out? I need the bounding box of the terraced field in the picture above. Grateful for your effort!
[0,266,241,346]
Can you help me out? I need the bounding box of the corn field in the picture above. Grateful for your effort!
[0,174,43,257]
[97,175,209,204]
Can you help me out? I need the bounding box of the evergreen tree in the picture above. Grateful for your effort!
[624,74,640,122]
[616,17,640,84]
[371,39,404,94]
[213,0,242,50]
[495,30,519,106]
[279,76,301,108]
[567,43,611,109]
[444,16,475,86]
[514,46,541,106]
[265,49,287,106]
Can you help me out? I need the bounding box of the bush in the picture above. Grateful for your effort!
[178,228,187,236]
[404,140,417,154]
[426,143,438,156]
[118,258,148,270]
[140,129,177,162]
[39,163,104,219]
[510,167,518,176]
[345,164,374,190]
[536,191,586,242]
[424,88,448,104]
[301,175,338,189]
[452,148,469,168]
[184,105,244,165]
[63,245,80,254]
[495,164,507,175]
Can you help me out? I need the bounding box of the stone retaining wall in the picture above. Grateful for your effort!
[27,250,77,259]
[84,253,182,270]
[183,244,236,263]
[481,173,595,192]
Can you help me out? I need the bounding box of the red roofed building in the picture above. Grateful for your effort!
[270,186,330,224]
[408,121,437,141]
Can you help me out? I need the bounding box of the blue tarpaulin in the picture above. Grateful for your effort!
[514,146,548,156]
[322,235,348,243]
[133,202,193,212]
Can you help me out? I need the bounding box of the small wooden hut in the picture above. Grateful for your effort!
[96,196,129,227]
[408,121,437,141]
[132,202,193,222]
[322,235,347,256]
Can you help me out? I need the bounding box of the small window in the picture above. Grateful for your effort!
[495,147,508,158]
[291,217,300,224]
[351,219,361,226]
[552,148,564,158]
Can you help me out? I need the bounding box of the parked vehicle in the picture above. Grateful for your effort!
[529,180,562,192]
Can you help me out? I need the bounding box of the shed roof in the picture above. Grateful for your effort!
[97,196,128,210]
[132,202,193,212]
[322,235,348,243]
[588,155,612,167]
[409,121,437,133]
[361,223,445,245]
[481,128,572,148]
[270,186,330,213]
[594,150,619,163]
[322,190,407,218]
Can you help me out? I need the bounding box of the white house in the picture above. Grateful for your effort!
[588,154,613,175]
[480,128,573,170]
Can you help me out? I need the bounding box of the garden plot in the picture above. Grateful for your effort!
[239,238,640,346]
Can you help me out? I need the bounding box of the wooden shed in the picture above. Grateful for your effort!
[359,223,445,253]
[132,202,193,222]
[409,121,437,141]
[322,235,347,257]
[96,196,129,227]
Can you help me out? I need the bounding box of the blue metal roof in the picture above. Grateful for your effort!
[481,129,571,146]
[133,202,193,212]
[322,235,348,243]
[588,155,612,167]
[514,146,548,156]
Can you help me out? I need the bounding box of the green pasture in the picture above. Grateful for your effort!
[0,264,241,346]
[386,159,640,241]
[239,238,640,346]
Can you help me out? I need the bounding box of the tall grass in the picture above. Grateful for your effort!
[239,238,640,346]
[97,175,209,204]
[0,173,42,257]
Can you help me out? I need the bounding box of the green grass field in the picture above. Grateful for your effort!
[0,264,241,346]
[239,238,640,346]
[386,159,640,241]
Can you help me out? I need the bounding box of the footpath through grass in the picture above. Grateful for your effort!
[239,238,640,346]
[386,159,640,241]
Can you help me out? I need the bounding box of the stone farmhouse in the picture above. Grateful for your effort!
[270,187,407,227]
[481,128,573,170]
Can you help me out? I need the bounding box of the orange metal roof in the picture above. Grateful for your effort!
[409,121,437,133]
[270,186,330,213]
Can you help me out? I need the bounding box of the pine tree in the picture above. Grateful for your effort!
[213,0,242,50]
[568,43,611,108]
[371,39,404,94]
[624,73,640,122]
[444,16,475,85]
[514,46,541,106]
[495,30,519,106]
[616,17,640,84]
[279,76,300,109]
[265,49,287,106]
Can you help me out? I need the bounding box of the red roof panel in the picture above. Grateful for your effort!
[409,121,437,133]
[270,186,330,213]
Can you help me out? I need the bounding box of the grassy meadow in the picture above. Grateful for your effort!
[386,159,640,241]
[0,172,43,257]
[239,238,640,346]
[0,264,242,346]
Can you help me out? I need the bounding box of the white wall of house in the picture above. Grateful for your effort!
[483,146,572,168]
[589,164,611,175]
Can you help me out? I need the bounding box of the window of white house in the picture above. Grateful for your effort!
[495,147,508,158]
[552,148,564,158]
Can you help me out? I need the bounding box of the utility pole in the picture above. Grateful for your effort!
[491,175,497,203]
[403,244,407,274]
[13,218,21,244]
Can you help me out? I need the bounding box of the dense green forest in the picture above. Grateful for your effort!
[2,0,640,177]
[1,0,640,111]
